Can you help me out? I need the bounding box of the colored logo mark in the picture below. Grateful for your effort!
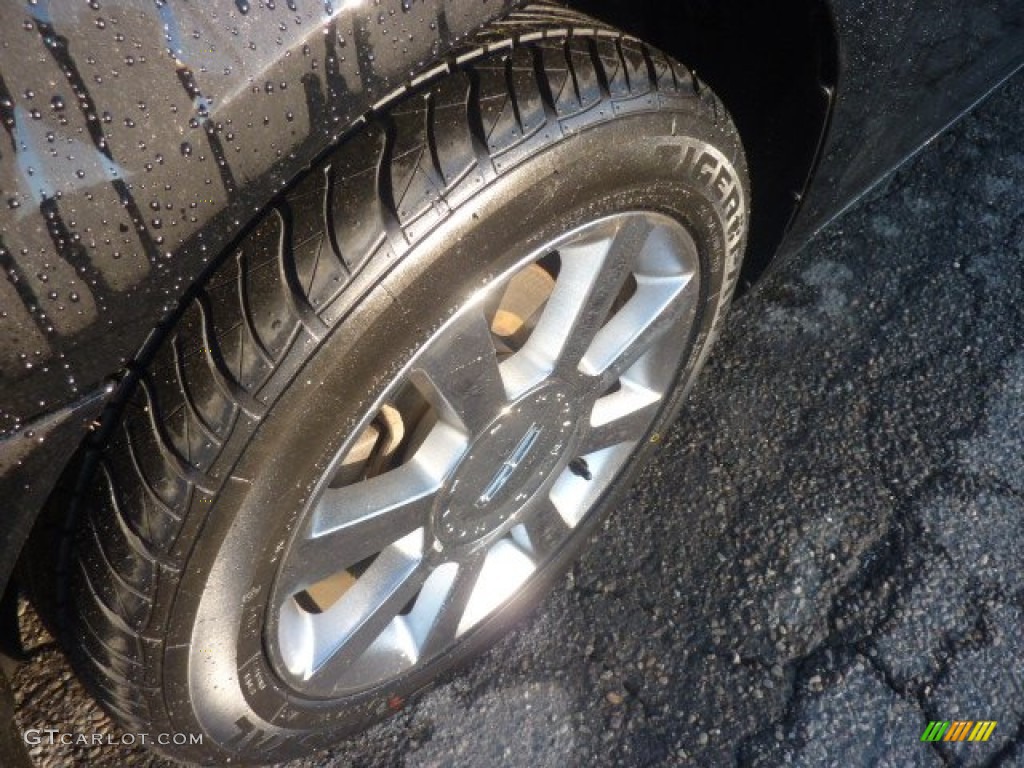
[921,721,997,742]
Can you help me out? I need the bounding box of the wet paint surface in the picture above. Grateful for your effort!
[0,0,518,436]
[785,0,1023,246]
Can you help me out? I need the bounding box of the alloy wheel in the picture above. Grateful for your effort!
[269,211,702,697]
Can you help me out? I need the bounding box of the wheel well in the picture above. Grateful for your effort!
[567,0,838,289]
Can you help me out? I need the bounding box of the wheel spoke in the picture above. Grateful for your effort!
[550,443,635,527]
[559,216,660,371]
[458,539,536,635]
[515,498,573,561]
[414,306,508,434]
[507,217,653,389]
[418,551,487,660]
[579,380,663,454]
[310,551,429,685]
[581,271,698,389]
[277,462,438,597]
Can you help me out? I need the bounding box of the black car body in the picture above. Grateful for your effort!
[0,0,1020,758]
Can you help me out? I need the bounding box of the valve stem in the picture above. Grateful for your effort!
[568,457,592,481]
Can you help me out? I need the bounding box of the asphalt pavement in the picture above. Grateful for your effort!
[11,71,1023,768]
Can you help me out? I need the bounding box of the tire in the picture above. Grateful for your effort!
[52,5,748,764]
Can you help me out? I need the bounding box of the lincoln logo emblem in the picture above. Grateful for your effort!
[476,423,544,508]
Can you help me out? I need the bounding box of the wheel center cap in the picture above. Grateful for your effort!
[434,382,576,545]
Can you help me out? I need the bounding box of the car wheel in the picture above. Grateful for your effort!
[53,7,747,764]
